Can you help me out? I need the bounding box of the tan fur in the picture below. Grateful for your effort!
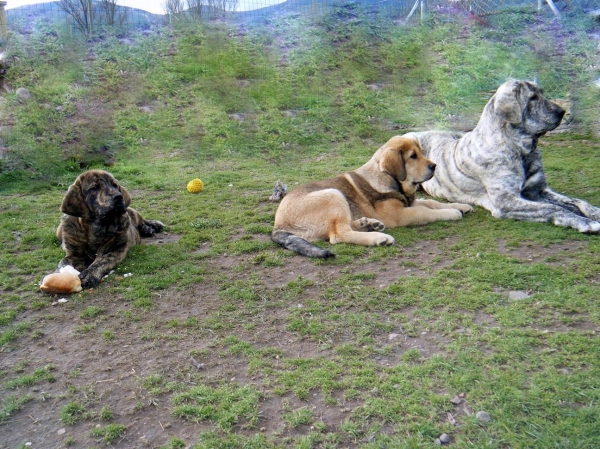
[272,136,472,254]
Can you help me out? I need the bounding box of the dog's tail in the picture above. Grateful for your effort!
[272,229,335,258]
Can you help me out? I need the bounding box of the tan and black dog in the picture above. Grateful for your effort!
[272,136,472,257]
[57,170,164,289]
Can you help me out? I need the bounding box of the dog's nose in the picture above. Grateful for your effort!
[429,163,436,172]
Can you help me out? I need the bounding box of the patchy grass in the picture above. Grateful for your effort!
[0,4,599,448]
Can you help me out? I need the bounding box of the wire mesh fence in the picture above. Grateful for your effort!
[0,0,598,133]
[2,0,575,32]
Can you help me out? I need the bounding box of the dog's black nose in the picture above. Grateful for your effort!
[429,163,436,172]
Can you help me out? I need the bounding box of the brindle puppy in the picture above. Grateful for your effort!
[272,136,472,258]
[406,79,600,233]
[57,170,164,289]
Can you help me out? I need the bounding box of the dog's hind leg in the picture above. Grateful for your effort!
[128,208,164,236]
[139,220,165,236]
[330,222,394,247]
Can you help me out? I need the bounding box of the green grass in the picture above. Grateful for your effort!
[0,4,599,448]
[89,423,127,443]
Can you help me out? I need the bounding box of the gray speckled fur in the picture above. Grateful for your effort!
[405,80,600,233]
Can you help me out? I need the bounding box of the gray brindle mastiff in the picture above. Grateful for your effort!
[406,79,600,233]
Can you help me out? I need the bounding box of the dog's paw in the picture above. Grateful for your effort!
[442,209,464,221]
[373,233,395,246]
[355,217,385,232]
[149,220,165,232]
[451,203,474,214]
[79,270,102,289]
[140,220,165,237]
[579,220,600,234]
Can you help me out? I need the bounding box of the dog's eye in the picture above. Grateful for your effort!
[410,153,418,159]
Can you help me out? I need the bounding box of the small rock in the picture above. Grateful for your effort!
[439,433,450,443]
[458,392,466,398]
[388,333,400,340]
[281,110,297,118]
[57,428,66,435]
[16,87,30,100]
[508,290,529,300]
[450,396,462,405]
[434,438,442,446]
[476,410,491,423]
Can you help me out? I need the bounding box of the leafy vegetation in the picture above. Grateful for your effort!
[0,3,599,448]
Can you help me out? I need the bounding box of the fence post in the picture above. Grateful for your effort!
[545,0,560,17]
[0,2,7,38]
[420,0,426,23]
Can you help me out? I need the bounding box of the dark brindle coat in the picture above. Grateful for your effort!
[406,80,600,233]
[57,170,164,289]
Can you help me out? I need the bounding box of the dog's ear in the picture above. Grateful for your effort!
[118,182,132,208]
[60,180,91,218]
[379,147,407,182]
[494,82,523,124]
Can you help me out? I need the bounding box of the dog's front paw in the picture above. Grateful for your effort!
[579,220,600,234]
[443,209,464,221]
[79,270,102,289]
[373,233,395,246]
[450,203,474,214]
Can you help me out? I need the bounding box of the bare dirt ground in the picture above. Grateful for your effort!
[0,233,591,449]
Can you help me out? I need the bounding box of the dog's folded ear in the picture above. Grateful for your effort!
[118,184,132,208]
[493,84,523,124]
[60,182,91,218]
[379,148,407,182]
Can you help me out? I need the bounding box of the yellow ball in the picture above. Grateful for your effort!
[187,178,204,193]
